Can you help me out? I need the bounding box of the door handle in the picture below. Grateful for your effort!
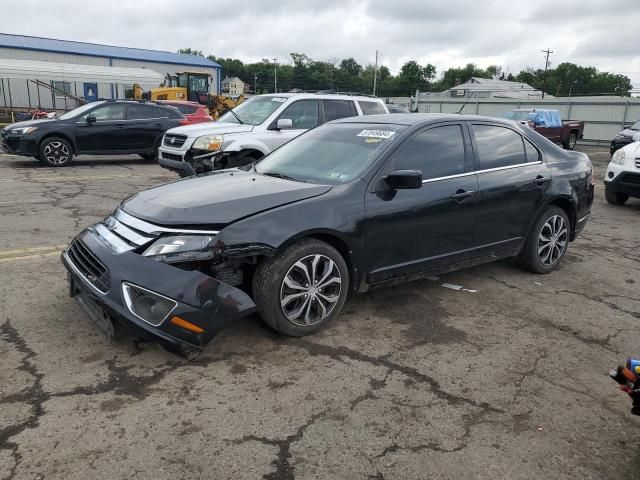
[450,189,474,202]
[115,123,126,129]
[154,123,163,128]
[533,175,551,185]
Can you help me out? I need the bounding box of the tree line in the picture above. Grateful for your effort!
[179,48,632,97]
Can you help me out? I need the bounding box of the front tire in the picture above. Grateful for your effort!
[252,239,349,337]
[39,137,73,166]
[519,206,570,274]
[604,187,629,205]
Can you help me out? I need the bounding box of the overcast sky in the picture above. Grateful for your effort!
[2,0,639,87]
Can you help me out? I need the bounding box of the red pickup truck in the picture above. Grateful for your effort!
[504,109,584,150]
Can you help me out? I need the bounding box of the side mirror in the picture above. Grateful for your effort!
[276,118,293,130]
[384,169,423,190]
[86,115,97,124]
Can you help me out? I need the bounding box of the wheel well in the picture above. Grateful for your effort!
[237,149,264,160]
[548,198,576,239]
[38,133,75,154]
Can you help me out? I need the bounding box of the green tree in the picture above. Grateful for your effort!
[178,47,204,57]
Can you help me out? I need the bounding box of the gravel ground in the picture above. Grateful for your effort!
[0,148,639,480]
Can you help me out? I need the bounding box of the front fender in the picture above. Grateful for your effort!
[222,137,270,155]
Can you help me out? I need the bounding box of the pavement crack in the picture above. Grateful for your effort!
[230,409,329,480]
[554,289,640,319]
[294,339,503,414]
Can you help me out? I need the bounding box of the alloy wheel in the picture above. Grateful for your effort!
[537,215,567,266]
[279,254,342,326]
[43,142,70,165]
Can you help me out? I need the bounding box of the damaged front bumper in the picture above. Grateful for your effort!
[61,226,256,353]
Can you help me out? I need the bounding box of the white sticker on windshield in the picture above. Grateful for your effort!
[357,130,396,139]
[271,97,287,102]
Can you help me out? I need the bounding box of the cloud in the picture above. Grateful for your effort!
[1,0,638,85]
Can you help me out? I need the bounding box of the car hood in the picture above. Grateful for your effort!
[122,170,332,227]
[2,118,59,131]
[165,121,254,137]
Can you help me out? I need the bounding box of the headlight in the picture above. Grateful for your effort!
[142,234,217,263]
[611,149,626,165]
[192,135,224,152]
[11,126,38,134]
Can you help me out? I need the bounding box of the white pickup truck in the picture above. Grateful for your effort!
[158,92,389,176]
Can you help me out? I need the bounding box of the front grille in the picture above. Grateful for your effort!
[619,172,640,185]
[67,239,111,293]
[163,134,187,147]
[162,152,183,161]
[635,158,640,169]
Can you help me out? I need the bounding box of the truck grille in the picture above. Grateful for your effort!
[163,134,187,147]
[67,239,111,293]
[635,158,640,169]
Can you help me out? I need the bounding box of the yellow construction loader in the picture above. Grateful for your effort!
[134,72,245,119]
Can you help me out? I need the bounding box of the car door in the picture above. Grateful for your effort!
[261,99,321,151]
[75,103,127,153]
[364,123,478,283]
[125,103,166,151]
[470,122,551,255]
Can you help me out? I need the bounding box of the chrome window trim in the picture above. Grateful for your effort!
[121,281,177,327]
[115,209,220,235]
[421,161,543,184]
[64,250,109,295]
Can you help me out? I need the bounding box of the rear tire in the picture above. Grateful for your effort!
[604,188,629,205]
[39,137,73,166]
[252,239,349,337]
[518,206,570,274]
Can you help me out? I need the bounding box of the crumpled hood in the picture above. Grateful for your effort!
[165,121,254,137]
[122,170,331,227]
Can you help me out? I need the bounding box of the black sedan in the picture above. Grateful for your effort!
[1,100,186,166]
[610,120,640,155]
[62,114,594,358]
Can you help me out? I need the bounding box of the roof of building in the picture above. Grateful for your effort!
[0,33,220,68]
[0,58,164,87]
[447,77,548,99]
[222,76,245,83]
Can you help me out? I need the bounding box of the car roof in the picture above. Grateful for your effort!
[331,113,519,127]
[253,93,385,102]
[156,100,201,106]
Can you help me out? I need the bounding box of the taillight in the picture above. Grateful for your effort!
[179,119,190,125]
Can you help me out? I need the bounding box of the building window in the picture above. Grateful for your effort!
[52,81,71,96]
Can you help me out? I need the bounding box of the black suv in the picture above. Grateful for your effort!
[1,100,186,166]
[610,120,640,155]
[62,114,593,358]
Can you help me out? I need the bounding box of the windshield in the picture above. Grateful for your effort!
[255,123,406,185]
[503,111,535,122]
[218,95,287,125]
[58,102,103,120]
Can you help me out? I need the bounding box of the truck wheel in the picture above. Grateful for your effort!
[252,238,349,337]
[604,187,629,205]
[563,132,577,150]
[518,206,570,274]
[39,137,74,166]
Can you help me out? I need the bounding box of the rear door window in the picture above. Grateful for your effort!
[358,101,386,116]
[323,100,358,122]
[392,125,467,180]
[127,104,160,120]
[472,125,527,170]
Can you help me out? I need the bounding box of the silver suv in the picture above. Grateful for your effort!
[158,92,389,176]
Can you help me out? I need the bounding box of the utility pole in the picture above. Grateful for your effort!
[541,48,553,99]
[373,50,379,96]
[254,73,257,94]
[273,58,278,93]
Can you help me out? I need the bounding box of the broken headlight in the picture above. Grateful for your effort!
[142,235,217,263]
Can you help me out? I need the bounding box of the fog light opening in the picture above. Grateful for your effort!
[608,171,614,179]
[122,282,177,326]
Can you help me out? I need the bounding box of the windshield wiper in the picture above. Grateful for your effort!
[261,171,303,182]
[223,106,244,124]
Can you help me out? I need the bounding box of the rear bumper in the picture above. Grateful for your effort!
[61,226,256,352]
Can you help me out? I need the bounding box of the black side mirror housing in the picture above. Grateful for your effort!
[86,115,96,124]
[385,169,423,189]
